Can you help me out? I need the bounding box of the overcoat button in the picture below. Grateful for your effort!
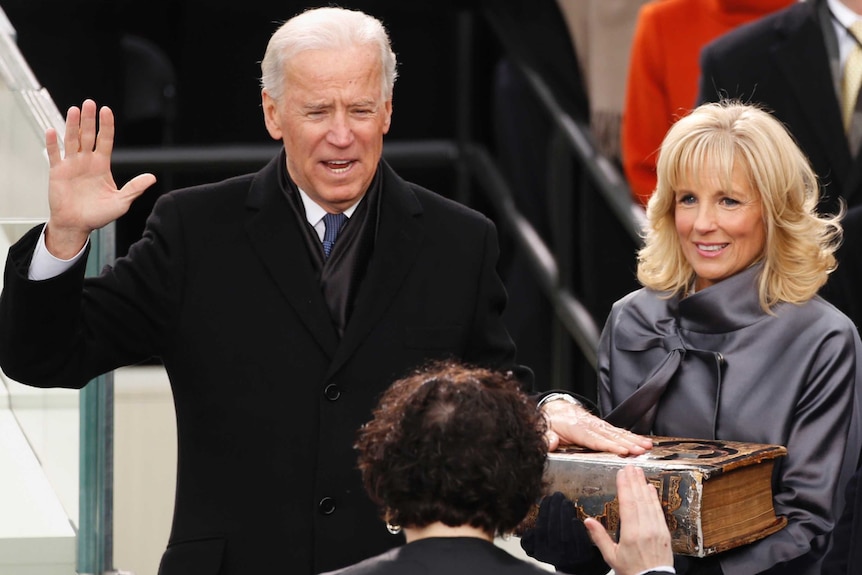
[323,383,342,401]
[318,497,336,515]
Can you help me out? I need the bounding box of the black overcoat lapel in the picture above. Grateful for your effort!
[243,155,340,356]
[329,162,425,376]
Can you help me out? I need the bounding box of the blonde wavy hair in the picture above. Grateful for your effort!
[637,101,842,312]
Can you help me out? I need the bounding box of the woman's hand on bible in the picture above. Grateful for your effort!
[542,399,652,455]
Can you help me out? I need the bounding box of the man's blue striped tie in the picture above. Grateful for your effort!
[322,212,347,259]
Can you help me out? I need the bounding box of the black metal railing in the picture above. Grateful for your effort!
[505,58,647,396]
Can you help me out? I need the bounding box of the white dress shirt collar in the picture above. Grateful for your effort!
[297,188,362,241]
[829,0,862,66]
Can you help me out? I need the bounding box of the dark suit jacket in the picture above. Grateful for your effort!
[822,465,862,575]
[0,155,524,574]
[697,0,861,214]
[322,537,552,575]
[697,0,862,331]
[321,536,667,575]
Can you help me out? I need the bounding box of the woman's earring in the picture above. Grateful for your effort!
[384,508,402,535]
[386,521,402,535]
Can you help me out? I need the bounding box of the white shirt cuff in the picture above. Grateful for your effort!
[636,567,675,575]
[28,224,88,281]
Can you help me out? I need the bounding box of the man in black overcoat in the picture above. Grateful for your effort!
[0,6,650,574]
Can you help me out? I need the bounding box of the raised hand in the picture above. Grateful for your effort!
[44,99,156,259]
[586,466,673,575]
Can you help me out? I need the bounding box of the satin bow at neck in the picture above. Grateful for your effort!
[605,265,764,432]
[605,333,686,430]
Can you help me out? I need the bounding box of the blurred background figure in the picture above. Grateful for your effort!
[822,464,862,575]
[698,0,862,329]
[698,0,862,216]
[481,0,590,387]
[557,0,648,166]
[623,0,794,206]
[484,0,648,387]
[322,360,673,575]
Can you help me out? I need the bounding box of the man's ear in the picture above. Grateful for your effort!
[261,89,282,140]
[382,98,393,135]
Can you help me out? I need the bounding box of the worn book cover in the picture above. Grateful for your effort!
[521,437,787,557]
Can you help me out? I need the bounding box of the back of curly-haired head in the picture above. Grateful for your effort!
[355,361,548,536]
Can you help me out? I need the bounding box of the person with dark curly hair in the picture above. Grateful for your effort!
[320,361,674,575]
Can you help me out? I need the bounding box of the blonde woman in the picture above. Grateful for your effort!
[601,101,862,574]
[525,102,862,575]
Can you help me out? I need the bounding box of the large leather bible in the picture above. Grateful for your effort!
[521,437,787,557]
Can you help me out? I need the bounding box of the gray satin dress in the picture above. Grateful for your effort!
[598,264,862,575]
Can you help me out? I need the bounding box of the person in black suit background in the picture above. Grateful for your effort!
[698,0,862,216]
[697,0,862,328]
[823,466,862,575]
[321,360,674,575]
[0,7,651,574]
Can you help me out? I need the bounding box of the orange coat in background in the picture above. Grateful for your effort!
[622,0,794,205]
